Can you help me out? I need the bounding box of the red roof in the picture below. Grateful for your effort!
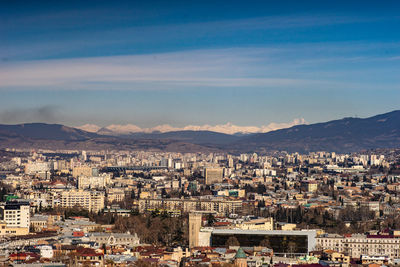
[75,247,103,257]
[142,258,159,263]
[214,222,231,226]
[292,264,323,267]
[73,231,85,237]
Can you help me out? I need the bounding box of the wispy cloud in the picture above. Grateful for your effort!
[0,13,391,61]
[1,45,398,91]
[0,48,309,89]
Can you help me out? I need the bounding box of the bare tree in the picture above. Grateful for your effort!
[225,236,240,247]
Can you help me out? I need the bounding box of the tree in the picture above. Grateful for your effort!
[161,188,167,197]
[259,237,271,248]
[207,214,215,226]
[257,184,266,194]
[134,259,157,267]
[225,236,240,247]
[130,190,135,199]
[288,241,297,255]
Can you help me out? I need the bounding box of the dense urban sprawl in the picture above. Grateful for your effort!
[0,148,400,266]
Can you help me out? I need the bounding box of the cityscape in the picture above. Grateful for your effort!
[1,1,400,267]
[0,147,400,266]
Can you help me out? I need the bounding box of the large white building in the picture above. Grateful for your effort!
[0,201,30,228]
[317,233,400,259]
[59,190,105,212]
[89,232,140,246]
[139,197,242,215]
[77,174,111,189]
[25,162,53,175]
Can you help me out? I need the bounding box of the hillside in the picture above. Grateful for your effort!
[0,110,399,153]
[233,110,400,153]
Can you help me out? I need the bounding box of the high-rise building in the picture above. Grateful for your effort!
[228,157,234,168]
[189,212,203,248]
[82,150,87,161]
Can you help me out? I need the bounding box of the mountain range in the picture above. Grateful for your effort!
[0,110,399,153]
[77,119,306,135]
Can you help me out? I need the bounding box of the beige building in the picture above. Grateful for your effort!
[107,188,126,203]
[0,201,30,228]
[323,250,350,265]
[236,217,274,231]
[205,168,223,185]
[59,190,105,212]
[25,162,52,175]
[30,214,58,232]
[189,212,203,248]
[361,255,389,265]
[0,221,29,236]
[30,215,49,232]
[77,174,111,189]
[317,234,400,259]
[72,166,97,178]
[217,189,246,198]
[277,222,297,231]
[139,198,242,215]
[301,180,318,192]
[89,232,140,246]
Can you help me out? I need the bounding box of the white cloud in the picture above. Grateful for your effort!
[76,118,306,135]
[2,44,397,92]
[0,47,356,91]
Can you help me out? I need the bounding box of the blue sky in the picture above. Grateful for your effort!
[1,0,399,130]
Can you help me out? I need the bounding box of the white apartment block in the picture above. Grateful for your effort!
[59,190,105,212]
[89,232,140,246]
[138,198,242,215]
[0,201,30,228]
[77,174,111,189]
[25,162,53,175]
[107,188,126,203]
[317,233,400,259]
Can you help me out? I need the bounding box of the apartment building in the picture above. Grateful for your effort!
[317,233,400,259]
[89,232,140,246]
[72,166,98,178]
[77,174,111,189]
[235,217,274,231]
[0,201,30,228]
[138,198,242,215]
[205,168,223,185]
[59,190,105,212]
[0,221,29,236]
[107,188,126,203]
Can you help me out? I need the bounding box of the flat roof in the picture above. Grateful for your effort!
[211,229,317,236]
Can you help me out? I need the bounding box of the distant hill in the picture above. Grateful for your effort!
[0,123,98,141]
[125,130,240,145]
[233,110,400,153]
[0,123,221,152]
[0,110,399,153]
